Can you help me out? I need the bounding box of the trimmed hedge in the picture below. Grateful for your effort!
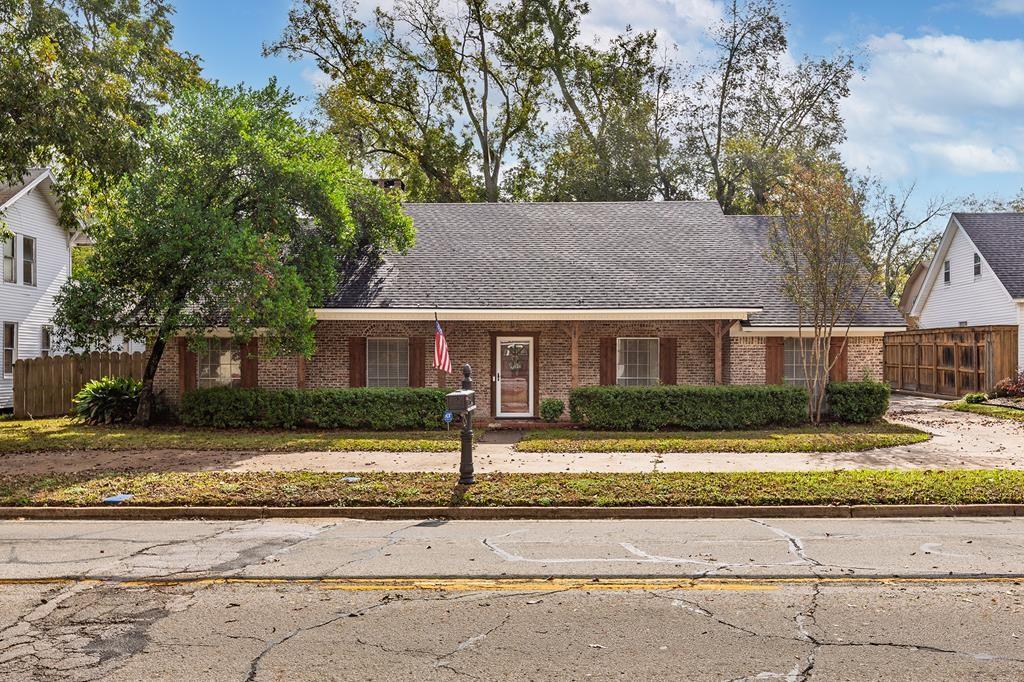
[568,384,808,431]
[826,381,890,423]
[180,387,448,430]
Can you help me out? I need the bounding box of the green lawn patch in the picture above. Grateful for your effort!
[517,422,929,454]
[943,401,1024,423]
[0,418,460,454]
[0,470,1020,507]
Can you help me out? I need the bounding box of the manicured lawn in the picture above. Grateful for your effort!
[517,422,930,454]
[0,417,460,454]
[0,470,1020,507]
[943,401,1024,423]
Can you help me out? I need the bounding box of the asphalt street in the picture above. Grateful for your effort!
[1,517,1023,680]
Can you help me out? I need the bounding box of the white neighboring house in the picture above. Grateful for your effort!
[0,169,73,409]
[0,169,145,410]
[908,212,1024,373]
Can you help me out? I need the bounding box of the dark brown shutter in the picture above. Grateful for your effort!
[599,337,616,385]
[829,337,848,382]
[408,337,426,387]
[241,338,259,388]
[348,337,366,387]
[179,338,197,393]
[765,337,784,384]
[659,337,677,385]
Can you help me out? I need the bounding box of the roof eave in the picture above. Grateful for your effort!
[313,307,763,322]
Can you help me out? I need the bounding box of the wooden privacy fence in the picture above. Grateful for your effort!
[883,325,1018,398]
[13,351,146,418]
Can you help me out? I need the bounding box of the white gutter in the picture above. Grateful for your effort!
[734,325,906,337]
[313,307,763,322]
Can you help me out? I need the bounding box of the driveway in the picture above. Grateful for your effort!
[2,394,1021,475]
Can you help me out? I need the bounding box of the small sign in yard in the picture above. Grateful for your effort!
[443,410,454,424]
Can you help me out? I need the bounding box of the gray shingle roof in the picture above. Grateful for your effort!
[0,168,48,209]
[955,212,1024,299]
[326,201,904,327]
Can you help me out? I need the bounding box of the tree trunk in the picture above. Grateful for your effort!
[133,334,167,426]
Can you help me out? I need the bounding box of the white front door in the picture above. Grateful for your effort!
[495,336,534,417]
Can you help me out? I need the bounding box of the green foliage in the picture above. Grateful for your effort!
[964,392,988,405]
[0,0,200,222]
[826,381,890,423]
[568,385,808,431]
[540,398,565,423]
[53,82,414,423]
[72,377,142,425]
[180,388,448,430]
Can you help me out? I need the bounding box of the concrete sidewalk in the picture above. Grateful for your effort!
[2,394,1021,475]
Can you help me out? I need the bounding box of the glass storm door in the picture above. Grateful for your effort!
[495,337,533,417]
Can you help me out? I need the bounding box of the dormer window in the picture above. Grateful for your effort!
[974,253,982,278]
[943,260,950,284]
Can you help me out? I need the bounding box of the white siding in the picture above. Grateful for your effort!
[1019,303,1024,372]
[917,224,1019,329]
[0,189,70,407]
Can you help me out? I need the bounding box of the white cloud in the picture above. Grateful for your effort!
[842,32,1024,182]
[979,0,1024,15]
[911,141,1021,174]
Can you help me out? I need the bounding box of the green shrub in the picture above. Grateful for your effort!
[73,376,143,425]
[826,381,890,423]
[568,384,808,431]
[964,392,988,404]
[540,398,565,423]
[180,387,448,430]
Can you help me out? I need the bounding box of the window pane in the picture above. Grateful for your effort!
[2,237,13,283]
[783,338,826,386]
[197,338,241,388]
[616,338,659,386]
[2,323,14,376]
[41,326,51,357]
[367,338,409,387]
[22,237,35,285]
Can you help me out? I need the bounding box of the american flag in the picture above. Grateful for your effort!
[433,319,452,374]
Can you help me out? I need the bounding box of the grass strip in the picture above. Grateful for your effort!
[516,423,930,454]
[943,401,1024,423]
[0,470,1020,507]
[0,418,459,454]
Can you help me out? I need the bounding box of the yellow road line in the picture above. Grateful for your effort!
[0,576,1021,591]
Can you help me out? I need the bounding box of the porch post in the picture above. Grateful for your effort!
[701,320,731,385]
[569,320,581,389]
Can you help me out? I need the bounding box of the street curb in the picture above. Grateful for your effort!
[0,504,1020,521]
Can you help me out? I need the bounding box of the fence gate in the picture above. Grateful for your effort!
[883,326,1018,398]
[12,351,146,418]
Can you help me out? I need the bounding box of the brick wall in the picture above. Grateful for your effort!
[154,320,733,420]
[727,336,767,384]
[847,336,884,382]
[150,324,888,420]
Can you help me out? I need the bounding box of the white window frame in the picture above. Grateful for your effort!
[973,253,982,278]
[495,336,535,417]
[3,322,17,378]
[40,325,52,358]
[943,259,950,285]
[196,337,242,388]
[615,337,660,386]
[2,235,14,284]
[21,236,36,287]
[366,337,409,388]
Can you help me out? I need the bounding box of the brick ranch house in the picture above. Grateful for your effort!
[152,201,905,422]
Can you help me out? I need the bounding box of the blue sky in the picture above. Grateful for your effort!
[170,0,1024,211]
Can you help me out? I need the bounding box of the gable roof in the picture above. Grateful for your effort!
[0,168,51,211]
[953,212,1024,299]
[325,201,904,327]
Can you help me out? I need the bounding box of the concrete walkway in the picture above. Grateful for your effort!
[3,394,1022,475]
